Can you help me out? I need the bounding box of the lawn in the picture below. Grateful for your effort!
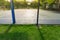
[0,24,60,40]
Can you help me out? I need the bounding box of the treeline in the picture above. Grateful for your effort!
[0,0,59,10]
[0,0,10,10]
[40,0,60,10]
[0,0,38,9]
[14,1,38,9]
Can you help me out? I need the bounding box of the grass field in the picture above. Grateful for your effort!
[0,24,60,40]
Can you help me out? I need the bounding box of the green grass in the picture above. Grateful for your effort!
[40,25,60,40]
[0,24,60,40]
[0,24,40,40]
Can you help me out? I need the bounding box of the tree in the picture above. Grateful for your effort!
[0,0,5,6]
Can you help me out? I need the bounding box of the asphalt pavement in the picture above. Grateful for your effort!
[0,9,60,24]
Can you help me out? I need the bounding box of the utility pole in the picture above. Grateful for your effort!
[10,0,16,24]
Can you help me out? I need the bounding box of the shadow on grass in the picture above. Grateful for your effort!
[37,26,45,40]
[0,32,28,40]
[5,24,14,33]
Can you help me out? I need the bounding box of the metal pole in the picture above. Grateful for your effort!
[37,0,40,27]
[10,0,16,24]
[36,1,45,40]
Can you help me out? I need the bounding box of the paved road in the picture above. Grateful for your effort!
[0,9,60,24]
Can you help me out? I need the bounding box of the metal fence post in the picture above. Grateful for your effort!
[10,0,16,24]
[37,0,40,26]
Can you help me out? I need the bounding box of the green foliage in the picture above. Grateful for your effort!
[0,0,5,6]
[0,0,56,9]
[40,0,55,4]
[46,0,54,4]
